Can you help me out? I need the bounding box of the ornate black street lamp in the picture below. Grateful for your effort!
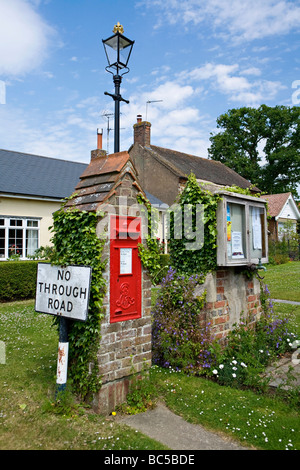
[102,22,134,153]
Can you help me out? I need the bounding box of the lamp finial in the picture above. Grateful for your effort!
[113,22,124,34]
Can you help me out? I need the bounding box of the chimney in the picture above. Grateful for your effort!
[97,128,103,150]
[91,128,107,160]
[133,115,151,147]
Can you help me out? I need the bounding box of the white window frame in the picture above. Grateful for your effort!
[0,217,40,260]
[216,192,268,267]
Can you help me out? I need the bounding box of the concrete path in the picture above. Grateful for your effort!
[273,299,300,306]
[120,403,249,450]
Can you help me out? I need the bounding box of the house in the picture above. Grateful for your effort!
[0,149,87,260]
[261,192,300,241]
[129,115,260,206]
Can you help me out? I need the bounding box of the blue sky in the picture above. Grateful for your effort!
[0,0,300,167]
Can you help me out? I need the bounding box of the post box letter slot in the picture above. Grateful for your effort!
[114,309,122,315]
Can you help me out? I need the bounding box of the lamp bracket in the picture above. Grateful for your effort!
[104,91,129,104]
[105,65,130,77]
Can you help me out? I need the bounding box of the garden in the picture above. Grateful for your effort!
[0,261,299,450]
[0,174,299,450]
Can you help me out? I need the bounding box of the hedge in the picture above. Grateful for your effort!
[0,261,39,302]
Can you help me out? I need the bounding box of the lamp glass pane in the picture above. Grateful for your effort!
[103,33,133,69]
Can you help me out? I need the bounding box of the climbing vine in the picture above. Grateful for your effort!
[136,194,167,284]
[49,204,106,399]
[169,173,221,277]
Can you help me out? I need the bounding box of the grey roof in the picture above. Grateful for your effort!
[144,191,167,208]
[0,149,87,199]
[149,145,260,192]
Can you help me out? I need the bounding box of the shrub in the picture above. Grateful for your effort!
[152,267,219,374]
[0,261,39,302]
[213,281,299,390]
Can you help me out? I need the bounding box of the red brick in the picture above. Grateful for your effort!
[214,300,226,308]
[216,270,226,278]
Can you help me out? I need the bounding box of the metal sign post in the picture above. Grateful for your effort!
[35,263,92,396]
[56,317,69,394]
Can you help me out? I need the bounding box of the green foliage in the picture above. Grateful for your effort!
[213,280,299,392]
[28,245,55,260]
[225,184,261,197]
[49,206,106,399]
[169,173,221,276]
[137,194,169,284]
[0,261,39,301]
[268,223,300,264]
[44,385,81,417]
[209,105,300,196]
[152,267,219,375]
[118,359,157,415]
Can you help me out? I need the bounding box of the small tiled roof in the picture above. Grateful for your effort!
[144,191,166,207]
[149,145,260,192]
[261,192,291,217]
[65,151,134,212]
[0,149,87,199]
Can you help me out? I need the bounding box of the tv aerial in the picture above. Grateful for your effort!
[146,100,163,121]
[101,111,114,154]
[101,110,125,154]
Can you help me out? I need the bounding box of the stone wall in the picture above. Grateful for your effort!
[92,168,152,415]
[199,268,262,342]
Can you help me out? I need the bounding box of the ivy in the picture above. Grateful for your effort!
[136,194,167,284]
[225,184,261,197]
[169,173,221,278]
[49,205,106,399]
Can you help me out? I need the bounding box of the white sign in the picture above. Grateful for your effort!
[35,263,92,321]
[231,231,244,259]
[120,248,132,274]
[252,207,262,250]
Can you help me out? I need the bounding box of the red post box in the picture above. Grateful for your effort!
[110,215,142,323]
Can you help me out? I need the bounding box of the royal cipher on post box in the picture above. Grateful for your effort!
[110,215,142,323]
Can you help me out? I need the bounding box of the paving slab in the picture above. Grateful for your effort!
[273,299,300,306]
[264,355,300,389]
[120,403,249,451]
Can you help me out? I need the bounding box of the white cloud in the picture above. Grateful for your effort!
[179,62,285,106]
[0,0,55,76]
[143,81,194,110]
[241,67,262,76]
[140,0,300,42]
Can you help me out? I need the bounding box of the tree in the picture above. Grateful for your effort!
[208,105,300,196]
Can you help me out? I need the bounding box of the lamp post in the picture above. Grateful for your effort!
[102,22,134,153]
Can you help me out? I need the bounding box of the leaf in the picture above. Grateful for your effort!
[19,404,27,410]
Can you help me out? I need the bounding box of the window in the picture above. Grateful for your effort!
[0,217,40,259]
[217,193,268,266]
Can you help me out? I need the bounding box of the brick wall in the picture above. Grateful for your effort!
[201,268,262,343]
[92,168,152,415]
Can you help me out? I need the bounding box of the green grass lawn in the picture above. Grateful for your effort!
[0,301,167,451]
[0,262,299,450]
[263,261,300,302]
